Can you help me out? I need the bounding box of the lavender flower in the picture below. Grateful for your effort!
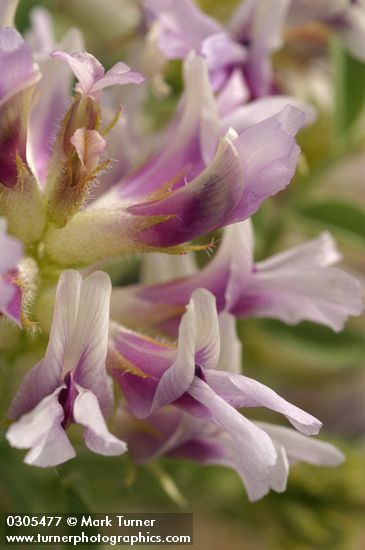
[110,220,362,333]
[109,288,342,500]
[6,271,126,467]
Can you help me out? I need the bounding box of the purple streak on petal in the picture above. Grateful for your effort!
[114,371,159,419]
[129,137,244,247]
[58,372,78,428]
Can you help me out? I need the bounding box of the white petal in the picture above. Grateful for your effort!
[217,312,242,374]
[140,252,198,285]
[6,388,76,467]
[256,422,345,467]
[73,386,127,456]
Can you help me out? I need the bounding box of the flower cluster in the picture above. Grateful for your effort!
[1,0,364,502]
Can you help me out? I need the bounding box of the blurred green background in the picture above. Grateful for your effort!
[1,1,365,548]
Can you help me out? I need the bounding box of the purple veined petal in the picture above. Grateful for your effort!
[144,0,222,59]
[51,51,104,96]
[256,422,345,467]
[6,387,76,467]
[70,271,114,417]
[71,128,106,171]
[73,385,127,456]
[227,105,304,224]
[0,27,35,101]
[129,135,244,248]
[140,252,198,285]
[187,377,281,502]
[204,370,322,435]
[115,52,219,201]
[7,271,82,418]
[152,289,220,411]
[0,0,19,26]
[216,312,242,374]
[221,96,316,135]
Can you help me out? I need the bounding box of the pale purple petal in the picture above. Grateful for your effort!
[89,61,144,94]
[235,233,363,330]
[140,252,198,285]
[257,232,341,270]
[71,128,106,171]
[205,370,322,435]
[6,388,76,467]
[216,312,242,374]
[201,32,247,72]
[51,51,143,99]
[0,27,34,101]
[221,96,316,134]
[144,0,221,59]
[117,53,219,201]
[188,378,281,502]
[256,422,345,467]
[217,69,250,116]
[51,51,104,96]
[7,271,82,418]
[73,386,127,456]
[228,105,304,223]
